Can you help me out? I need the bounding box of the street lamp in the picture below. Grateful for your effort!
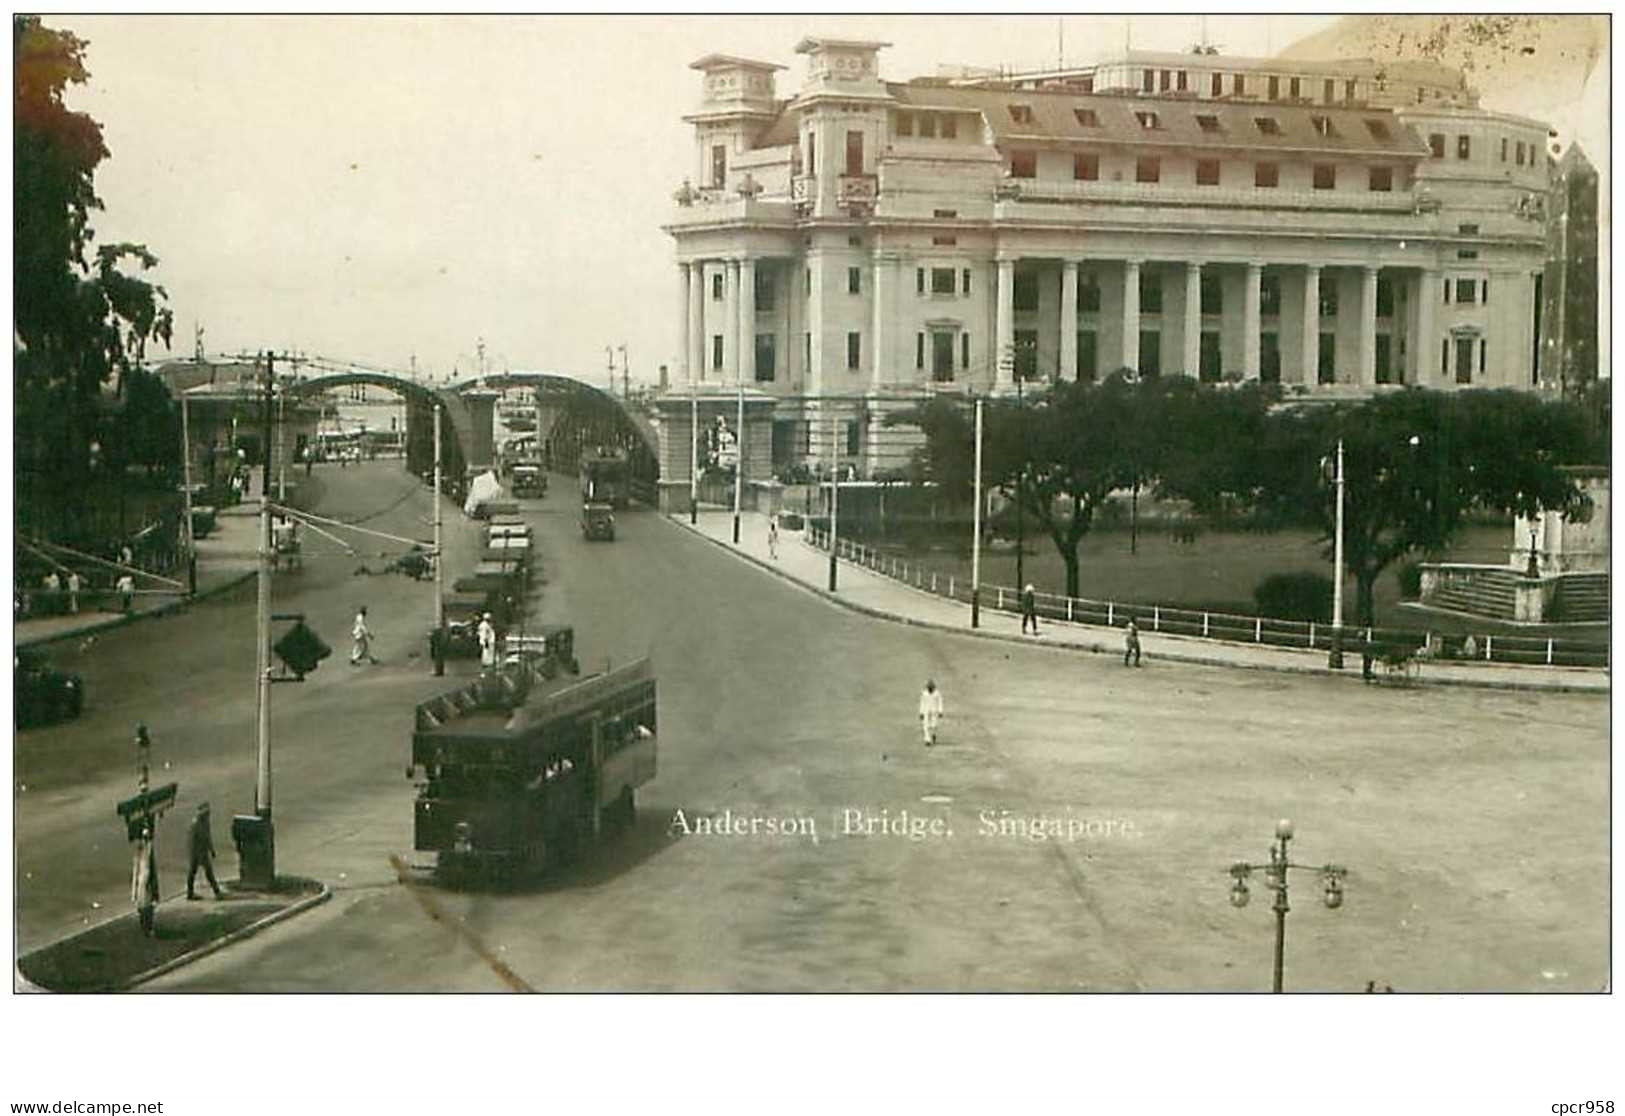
[689,388,699,526]
[1226,818,1348,992]
[1327,439,1346,669]
[971,394,984,628]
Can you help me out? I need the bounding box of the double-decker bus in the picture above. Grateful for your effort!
[409,657,656,879]
[579,450,629,509]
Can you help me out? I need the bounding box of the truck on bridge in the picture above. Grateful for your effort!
[579,450,629,509]
[408,656,656,880]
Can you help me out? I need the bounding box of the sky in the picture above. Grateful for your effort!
[48,14,1602,385]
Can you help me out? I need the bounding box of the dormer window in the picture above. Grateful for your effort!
[1074,108,1099,127]
[1311,115,1336,138]
[1196,114,1222,133]
[1365,118,1391,141]
[1254,116,1281,135]
[1009,104,1034,125]
[1135,110,1161,130]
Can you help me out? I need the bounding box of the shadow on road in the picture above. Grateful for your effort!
[424,811,680,896]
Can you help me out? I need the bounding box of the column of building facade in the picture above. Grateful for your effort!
[1410,268,1435,385]
[1301,265,1321,384]
[678,263,692,384]
[995,258,1015,387]
[1183,262,1202,379]
[1359,266,1379,386]
[689,261,708,383]
[871,249,890,388]
[738,257,756,386]
[1121,260,1141,372]
[1243,263,1263,380]
[1059,261,1078,382]
[719,260,736,382]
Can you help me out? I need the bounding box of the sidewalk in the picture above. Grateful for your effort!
[669,509,1608,695]
[17,877,328,992]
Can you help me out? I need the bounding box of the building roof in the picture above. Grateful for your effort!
[887,84,1428,158]
[756,102,799,148]
[794,36,891,54]
[689,53,784,73]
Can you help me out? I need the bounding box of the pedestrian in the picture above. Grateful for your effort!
[350,605,380,665]
[767,514,780,560]
[477,611,497,669]
[1020,582,1039,635]
[186,802,225,900]
[116,572,135,614]
[66,570,81,614]
[918,678,944,747]
[1123,616,1142,667]
[131,820,159,937]
[119,544,134,568]
[42,570,61,614]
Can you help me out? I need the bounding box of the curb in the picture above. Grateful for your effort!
[17,568,257,650]
[123,879,331,990]
[666,517,1608,696]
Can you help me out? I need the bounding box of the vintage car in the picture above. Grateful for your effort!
[510,464,547,499]
[581,502,615,542]
[15,648,84,728]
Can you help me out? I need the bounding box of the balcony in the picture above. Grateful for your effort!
[838,174,878,206]
[998,178,1422,214]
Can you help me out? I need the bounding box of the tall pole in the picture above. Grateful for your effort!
[1015,369,1026,591]
[181,392,197,596]
[828,413,839,592]
[732,376,744,544]
[277,390,287,503]
[260,351,274,498]
[433,403,445,677]
[1271,828,1291,993]
[1329,438,1346,668]
[972,396,984,628]
[689,389,699,525]
[255,491,272,821]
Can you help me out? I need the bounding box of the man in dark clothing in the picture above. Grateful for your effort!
[187,802,225,900]
[1020,583,1039,635]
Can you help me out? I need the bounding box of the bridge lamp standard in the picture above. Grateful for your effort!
[732,376,744,545]
[1226,819,1348,993]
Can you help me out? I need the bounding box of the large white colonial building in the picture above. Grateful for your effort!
[662,39,1556,485]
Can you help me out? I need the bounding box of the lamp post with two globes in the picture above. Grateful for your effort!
[1227,819,1348,993]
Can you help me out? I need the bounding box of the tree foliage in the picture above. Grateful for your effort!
[13,15,175,539]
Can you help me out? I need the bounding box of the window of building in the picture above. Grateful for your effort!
[1195,159,1221,186]
[1455,279,1476,304]
[1211,72,1223,96]
[845,131,865,175]
[1261,274,1281,316]
[756,334,776,382]
[1375,334,1392,384]
[1443,279,1451,304]
[1255,161,1279,188]
[1010,150,1038,178]
[1365,118,1391,141]
[1074,108,1099,127]
[847,267,861,295]
[1323,79,1336,104]
[915,332,924,370]
[1319,334,1337,383]
[1376,278,1394,318]
[932,235,957,246]
[806,268,811,296]
[1014,330,1039,380]
[1457,134,1471,160]
[1135,110,1161,130]
[1458,223,1479,235]
[962,268,972,294]
[1500,136,1508,161]
[1009,104,1034,125]
[1139,330,1162,377]
[916,267,925,294]
[1457,249,1478,260]
[1429,133,1445,158]
[1441,337,1450,376]
[1136,157,1160,183]
[806,132,815,172]
[1311,114,1336,137]
[1268,75,1280,99]
[846,331,861,370]
[1160,69,1171,91]
[1262,332,1281,383]
[931,267,956,295]
[1345,79,1357,101]
[918,114,937,139]
[756,267,775,311]
[1142,69,1155,93]
[848,235,863,247]
[1455,336,1474,384]
[1312,163,1336,190]
[1515,141,1525,165]
[1196,114,1222,133]
[932,332,955,382]
[1077,331,1097,381]
[941,116,957,139]
[1078,276,1100,313]
[712,334,724,370]
[962,332,970,369]
[1254,116,1281,135]
[712,272,724,301]
[1479,338,1487,373]
[1201,274,1222,314]
[846,421,860,455]
[1482,279,1489,304]
[1319,285,1338,318]
[1074,153,1099,180]
[1013,272,1039,312]
[933,208,958,218]
[1177,70,1188,92]
[1079,76,1094,93]
[711,144,727,188]
[896,113,913,137]
[1232,73,1246,96]
[1368,166,1393,192]
[1200,330,1221,381]
[805,332,811,371]
[1139,272,1162,314]
[1290,76,1302,99]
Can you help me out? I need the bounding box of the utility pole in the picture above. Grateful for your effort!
[260,351,275,499]
[828,413,839,592]
[606,345,616,397]
[619,343,629,399]
[1329,439,1346,669]
[690,388,699,525]
[181,391,197,596]
[732,375,744,544]
[433,403,445,677]
[971,395,984,628]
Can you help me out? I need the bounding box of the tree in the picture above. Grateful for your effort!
[13,16,174,540]
[1257,390,1589,627]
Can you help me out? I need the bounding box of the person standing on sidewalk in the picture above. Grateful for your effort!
[186,802,225,900]
[1123,616,1142,667]
[66,570,81,614]
[477,612,497,669]
[768,514,780,561]
[918,679,944,747]
[116,572,135,614]
[1020,583,1040,635]
[350,606,380,665]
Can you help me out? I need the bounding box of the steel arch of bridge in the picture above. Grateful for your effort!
[288,371,470,486]
[451,372,659,503]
